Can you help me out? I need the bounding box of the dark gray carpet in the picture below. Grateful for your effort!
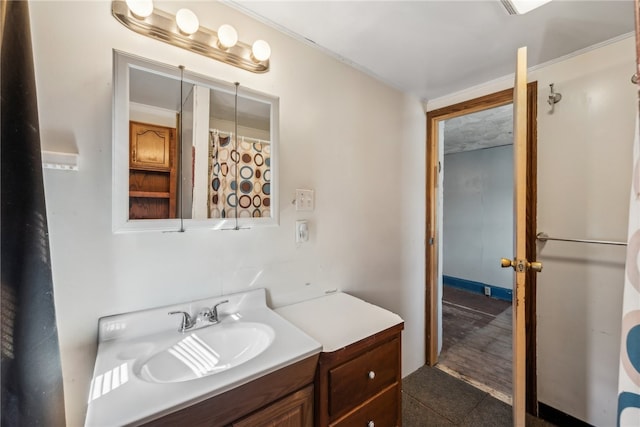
[402,365,556,427]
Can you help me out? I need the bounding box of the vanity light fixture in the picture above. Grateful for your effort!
[111,1,271,73]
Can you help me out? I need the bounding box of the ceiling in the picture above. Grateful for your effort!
[443,104,513,154]
[230,0,634,102]
[229,0,634,153]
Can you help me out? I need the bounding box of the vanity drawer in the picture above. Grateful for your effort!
[330,384,398,427]
[328,337,399,418]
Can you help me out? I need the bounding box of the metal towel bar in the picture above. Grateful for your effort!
[536,232,627,246]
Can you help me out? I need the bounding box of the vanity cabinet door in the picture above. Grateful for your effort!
[232,385,313,427]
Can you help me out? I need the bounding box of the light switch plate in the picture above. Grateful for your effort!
[295,189,314,211]
[295,220,309,243]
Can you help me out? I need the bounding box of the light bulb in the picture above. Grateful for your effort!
[251,40,271,62]
[176,9,199,35]
[217,24,238,49]
[125,0,153,18]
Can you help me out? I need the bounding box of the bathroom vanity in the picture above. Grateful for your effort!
[84,290,403,427]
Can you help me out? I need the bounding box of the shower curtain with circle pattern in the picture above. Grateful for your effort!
[617,117,640,426]
[617,4,640,425]
[208,131,271,219]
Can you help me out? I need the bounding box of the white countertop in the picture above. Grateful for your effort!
[275,292,404,352]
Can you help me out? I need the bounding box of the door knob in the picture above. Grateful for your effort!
[500,258,543,272]
[529,261,543,272]
[500,258,514,268]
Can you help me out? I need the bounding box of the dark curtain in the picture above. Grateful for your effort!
[1,0,66,425]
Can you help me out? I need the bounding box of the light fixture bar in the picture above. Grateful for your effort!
[111,1,269,73]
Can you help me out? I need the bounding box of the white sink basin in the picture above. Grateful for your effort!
[135,322,275,383]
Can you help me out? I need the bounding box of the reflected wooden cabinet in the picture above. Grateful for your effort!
[130,121,172,169]
[128,121,177,219]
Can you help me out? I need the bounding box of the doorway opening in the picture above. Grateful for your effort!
[438,103,515,401]
[425,83,539,413]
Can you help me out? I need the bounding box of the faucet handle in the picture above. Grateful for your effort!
[208,300,229,324]
[213,299,229,310]
[168,311,194,332]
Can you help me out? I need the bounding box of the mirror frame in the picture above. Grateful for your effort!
[112,50,279,232]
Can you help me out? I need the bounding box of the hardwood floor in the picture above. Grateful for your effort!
[438,286,512,401]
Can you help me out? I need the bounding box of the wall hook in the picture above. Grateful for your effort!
[548,83,562,113]
[632,73,638,84]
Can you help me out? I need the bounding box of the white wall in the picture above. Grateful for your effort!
[29,2,426,425]
[533,37,634,426]
[428,36,636,426]
[442,145,514,289]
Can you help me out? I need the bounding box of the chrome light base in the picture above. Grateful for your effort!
[111,1,269,73]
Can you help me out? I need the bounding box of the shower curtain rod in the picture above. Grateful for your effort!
[209,128,270,145]
[536,232,627,246]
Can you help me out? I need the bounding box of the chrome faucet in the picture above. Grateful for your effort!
[168,310,196,333]
[201,300,229,324]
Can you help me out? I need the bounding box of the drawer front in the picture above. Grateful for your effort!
[330,384,398,427]
[328,338,399,418]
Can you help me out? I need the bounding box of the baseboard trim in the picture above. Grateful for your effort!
[538,402,594,427]
[443,275,512,301]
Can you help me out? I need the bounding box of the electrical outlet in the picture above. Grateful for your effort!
[295,189,314,211]
[484,286,491,296]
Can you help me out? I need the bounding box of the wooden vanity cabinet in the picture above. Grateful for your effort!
[142,354,318,427]
[315,324,403,427]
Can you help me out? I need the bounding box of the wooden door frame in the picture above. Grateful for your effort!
[425,82,538,414]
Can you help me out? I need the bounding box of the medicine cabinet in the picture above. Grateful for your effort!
[112,50,279,232]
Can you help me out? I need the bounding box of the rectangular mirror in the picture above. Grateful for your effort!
[112,50,279,232]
